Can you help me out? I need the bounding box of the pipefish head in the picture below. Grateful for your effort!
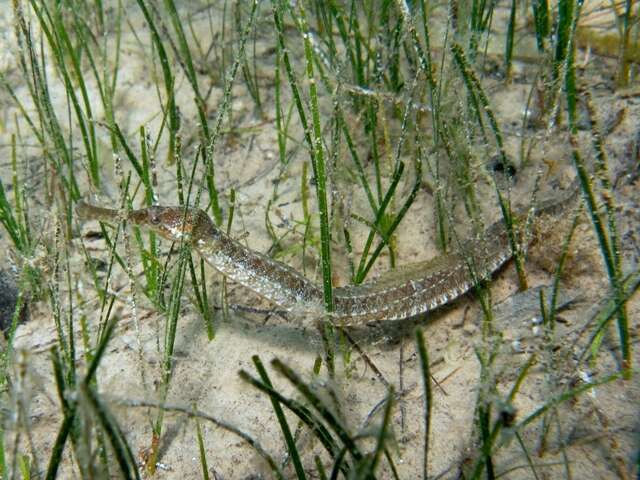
[128,206,217,243]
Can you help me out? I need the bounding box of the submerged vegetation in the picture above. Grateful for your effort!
[0,0,638,478]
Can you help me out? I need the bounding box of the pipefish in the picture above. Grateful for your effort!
[77,183,580,324]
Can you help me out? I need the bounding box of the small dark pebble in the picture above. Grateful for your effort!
[0,268,27,333]
[490,156,517,178]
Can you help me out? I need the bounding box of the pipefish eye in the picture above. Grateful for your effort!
[148,208,162,225]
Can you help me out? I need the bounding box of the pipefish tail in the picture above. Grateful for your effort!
[76,183,580,324]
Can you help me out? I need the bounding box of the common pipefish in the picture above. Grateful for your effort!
[77,183,580,324]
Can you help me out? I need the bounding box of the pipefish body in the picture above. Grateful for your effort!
[77,183,580,324]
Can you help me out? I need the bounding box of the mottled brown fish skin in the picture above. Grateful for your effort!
[77,183,580,324]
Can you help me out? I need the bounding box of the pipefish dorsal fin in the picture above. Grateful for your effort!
[338,180,581,297]
[340,252,466,296]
